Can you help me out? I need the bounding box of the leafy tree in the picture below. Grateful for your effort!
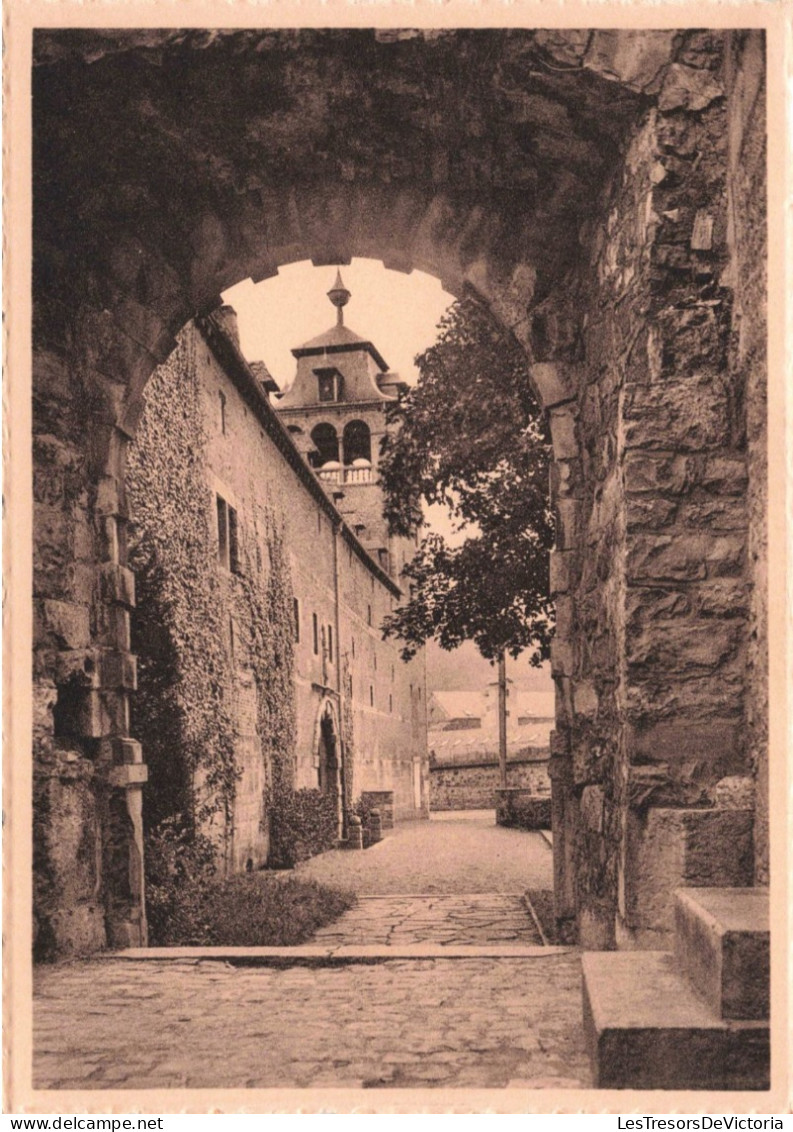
[379,296,554,664]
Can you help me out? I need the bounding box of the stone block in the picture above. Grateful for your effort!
[549,408,579,459]
[572,680,598,719]
[53,649,102,689]
[549,550,575,595]
[625,719,744,772]
[584,30,677,93]
[625,495,677,531]
[698,454,748,495]
[555,498,581,550]
[624,806,754,936]
[553,594,574,639]
[98,562,136,608]
[360,790,394,830]
[583,951,769,1090]
[658,63,724,112]
[530,362,579,408]
[99,649,138,691]
[109,763,149,788]
[676,496,746,530]
[674,887,769,1020]
[96,475,128,518]
[626,616,743,673]
[624,451,690,495]
[45,903,108,959]
[579,785,604,833]
[36,600,91,650]
[623,378,731,451]
[626,532,744,583]
[550,639,574,677]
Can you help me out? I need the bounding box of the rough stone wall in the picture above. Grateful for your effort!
[722,33,768,884]
[430,755,550,811]
[549,31,761,947]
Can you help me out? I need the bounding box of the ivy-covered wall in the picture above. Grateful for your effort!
[126,316,428,877]
[127,330,298,871]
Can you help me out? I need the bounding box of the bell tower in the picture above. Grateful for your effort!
[274,272,413,580]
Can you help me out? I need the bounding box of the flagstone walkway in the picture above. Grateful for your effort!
[33,811,591,1093]
[311,893,544,947]
[34,954,589,1091]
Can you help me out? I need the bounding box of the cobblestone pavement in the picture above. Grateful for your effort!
[295,811,553,894]
[34,955,590,1090]
[312,894,543,947]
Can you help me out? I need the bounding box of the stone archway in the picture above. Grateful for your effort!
[31,28,767,956]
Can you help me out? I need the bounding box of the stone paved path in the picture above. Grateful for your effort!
[34,955,590,1090]
[312,894,544,947]
[33,812,586,1092]
[295,811,552,894]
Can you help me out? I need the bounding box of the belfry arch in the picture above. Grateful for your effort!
[31,28,767,957]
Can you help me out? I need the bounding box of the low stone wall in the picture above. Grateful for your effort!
[430,755,550,811]
[496,788,552,831]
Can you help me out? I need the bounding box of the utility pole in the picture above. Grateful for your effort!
[497,650,508,788]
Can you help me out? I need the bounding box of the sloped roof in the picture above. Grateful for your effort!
[429,691,485,722]
[513,691,556,720]
[291,323,389,372]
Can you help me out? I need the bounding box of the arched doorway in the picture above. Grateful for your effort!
[316,700,344,840]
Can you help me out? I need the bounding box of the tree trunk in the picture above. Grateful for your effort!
[498,651,508,788]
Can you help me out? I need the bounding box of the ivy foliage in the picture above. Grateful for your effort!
[145,814,354,946]
[268,788,339,869]
[126,328,297,856]
[379,297,555,664]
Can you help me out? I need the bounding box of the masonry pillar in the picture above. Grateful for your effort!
[33,324,151,954]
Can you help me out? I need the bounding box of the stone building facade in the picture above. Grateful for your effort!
[136,298,428,862]
[28,29,771,964]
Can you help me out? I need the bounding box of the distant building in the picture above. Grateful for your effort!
[427,684,553,809]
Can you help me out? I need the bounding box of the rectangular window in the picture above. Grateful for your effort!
[216,495,240,573]
[367,604,372,626]
[294,598,300,643]
[228,505,240,573]
[328,625,334,664]
[315,368,342,403]
[216,495,229,568]
[352,638,355,659]
[313,613,319,656]
[369,685,374,707]
[378,548,389,572]
[219,390,227,434]
[389,693,393,714]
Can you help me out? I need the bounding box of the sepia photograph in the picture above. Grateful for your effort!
[4,4,789,1115]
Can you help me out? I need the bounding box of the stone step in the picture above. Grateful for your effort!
[674,887,769,1020]
[582,951,769,1090]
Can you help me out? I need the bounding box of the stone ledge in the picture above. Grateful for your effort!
[674,887,769,1020]
[583,950,770,1090]
[109,944,573,964]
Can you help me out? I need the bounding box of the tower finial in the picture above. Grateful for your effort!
[327,270,351,327]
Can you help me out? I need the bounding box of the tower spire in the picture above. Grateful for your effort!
[327,269,351,327]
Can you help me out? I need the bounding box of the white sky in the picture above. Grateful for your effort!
[222,257,453,393]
